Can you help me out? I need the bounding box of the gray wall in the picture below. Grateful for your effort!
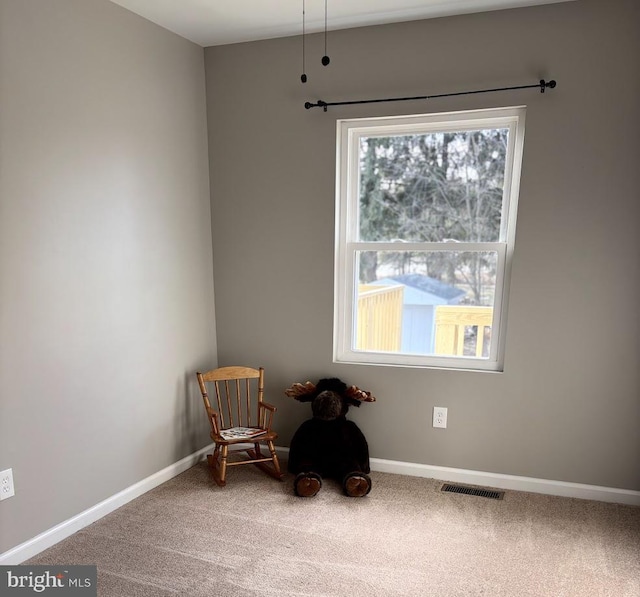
[205,0,640,490]
[0,0,216,553]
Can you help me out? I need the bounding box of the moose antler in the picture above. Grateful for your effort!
[284,381,317,399]
[345,385,376,403]
[285,379,376,405]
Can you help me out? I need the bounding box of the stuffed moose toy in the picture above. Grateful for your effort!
[285,377,375,498]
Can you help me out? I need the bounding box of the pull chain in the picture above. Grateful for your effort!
[300,0,307,82]
[321,0,330,66]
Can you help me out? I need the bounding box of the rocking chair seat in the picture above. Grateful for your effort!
[213,429,278,444]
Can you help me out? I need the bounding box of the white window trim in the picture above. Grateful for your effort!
[333,106,526,372]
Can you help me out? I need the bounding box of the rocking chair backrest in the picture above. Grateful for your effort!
[197,366,266,433]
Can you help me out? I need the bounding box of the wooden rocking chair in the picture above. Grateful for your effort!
[196,366,284,486]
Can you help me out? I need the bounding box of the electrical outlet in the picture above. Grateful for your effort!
[1,468,15,500]
[433,407,448,429]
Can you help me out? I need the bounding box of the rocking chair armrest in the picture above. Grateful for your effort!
[207,408,220,435]
[258,401,277,431]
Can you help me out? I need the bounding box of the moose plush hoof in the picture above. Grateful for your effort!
[294,472,322,497]
[343,472,372,497]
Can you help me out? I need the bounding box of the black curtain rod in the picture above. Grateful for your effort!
[305,79,556,111]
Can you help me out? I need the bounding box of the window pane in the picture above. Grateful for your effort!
[358,129,509,243]
[355,251,497,358]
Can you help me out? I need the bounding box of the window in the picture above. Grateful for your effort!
[334,106,526,371]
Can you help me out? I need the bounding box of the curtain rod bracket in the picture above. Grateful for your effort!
[540,79,556,93]
[304,79,557,111]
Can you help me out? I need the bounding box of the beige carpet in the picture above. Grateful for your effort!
[28,461,640,596]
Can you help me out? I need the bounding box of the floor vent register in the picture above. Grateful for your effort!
[441,483,505,500]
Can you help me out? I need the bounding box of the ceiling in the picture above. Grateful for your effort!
[109,0,576,47]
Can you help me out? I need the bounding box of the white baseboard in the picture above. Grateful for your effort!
[0,445,213,565]
[273,446,640,506]
[3,445,638,564]
[369,457,640,506]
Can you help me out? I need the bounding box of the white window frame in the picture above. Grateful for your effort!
[333,106,526,372]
